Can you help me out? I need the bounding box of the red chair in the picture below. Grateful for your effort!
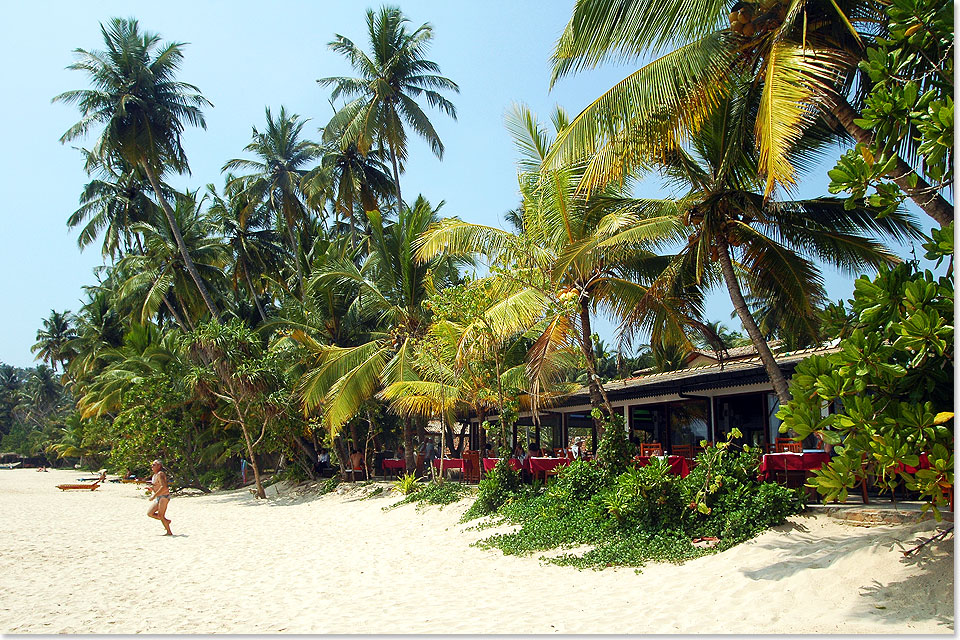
[462,450,481,483]
[640,443,663,456]
[671,444,694,458]
[775,438,802,453]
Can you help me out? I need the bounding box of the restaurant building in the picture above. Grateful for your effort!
[469,342,840,454]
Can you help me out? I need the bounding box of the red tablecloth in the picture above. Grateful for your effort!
[759,452,831,481]
[525,457,571,480]
[382,459,406,472]
[432,458,464,473]
[482,458,522,472]
[893,452,931,474]
[634,455,690,478]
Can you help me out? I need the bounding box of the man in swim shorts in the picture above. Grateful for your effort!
[147,459,173,535]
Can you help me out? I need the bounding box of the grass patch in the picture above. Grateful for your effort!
[385,479,472,510]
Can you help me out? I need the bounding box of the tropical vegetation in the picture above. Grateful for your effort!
[1,0,949,565]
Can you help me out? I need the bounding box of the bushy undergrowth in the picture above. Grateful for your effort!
[465,431,805,570]
[390,479,471,509]
[318,476,340,495]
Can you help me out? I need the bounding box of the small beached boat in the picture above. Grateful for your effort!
[0,461,22,469]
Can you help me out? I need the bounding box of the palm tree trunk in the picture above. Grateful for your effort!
[716,239,791,405]
[243,269,268,323]
[388,144,404,215]
[141,163,220,318]
[162,295,189,332]
[283,206,306,299]
[578,297,615,432]
[403,417,415,474]
[828,96,953,227]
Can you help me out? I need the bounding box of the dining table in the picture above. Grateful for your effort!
[524,456,571,482]
[482,458,523,472]
[381,458,406,476]
[759,451,831,481]
[431,458,464,476]
[633,455,690,478]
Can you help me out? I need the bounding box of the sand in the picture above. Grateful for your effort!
[0,468,952,634]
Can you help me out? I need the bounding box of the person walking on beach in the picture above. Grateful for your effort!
[146,459,173,536]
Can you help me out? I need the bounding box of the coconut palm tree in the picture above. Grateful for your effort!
[207,177,287,323]
[318,5,459,215]
[548,0,953,227]
[54,17,219,316]
[68,151,162,260]
[32,311,77,373]
[290,196,464,472]
[223,106,321,293]
[417,105,687,428]
[304,124,395,248]
[116,191,229,330]
[606,90,922,404]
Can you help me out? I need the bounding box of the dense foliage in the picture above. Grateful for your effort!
[465,437,804,569]
[778,225,954,514]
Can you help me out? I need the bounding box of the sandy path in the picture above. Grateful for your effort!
[0,468,952,634]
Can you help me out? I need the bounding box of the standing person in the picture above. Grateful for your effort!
[146,460,172,536]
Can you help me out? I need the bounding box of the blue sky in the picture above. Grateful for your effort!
[0,1,935,368]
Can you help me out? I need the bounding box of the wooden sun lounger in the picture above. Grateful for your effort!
[56,481,101,491]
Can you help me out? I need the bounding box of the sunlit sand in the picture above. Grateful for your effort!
[0,469,952,634]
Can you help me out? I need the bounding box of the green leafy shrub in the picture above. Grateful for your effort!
[199,468,234,490]
[391,479,470,509]
[318,476,340,495]
[778,227,954,516]
[394,472,421,496]
[593,410,635,481]
[469,434,806,570]
[462,458,522,520]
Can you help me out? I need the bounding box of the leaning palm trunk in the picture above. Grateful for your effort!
[828,96,953,228]
[141,163,219,318]
[578,298,615,434]
[716,239,791,405]
[243,269,268,323]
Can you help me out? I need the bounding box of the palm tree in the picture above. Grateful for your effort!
[116,191,229,330]
[318,5,459,216]
[208,177,287,323]
[68,151,161,260]
[607,91,922,404]
[65,288,124,382]
[32,311,77,373]
[417,105,686,428]
[548,0,953,227]
[223,106,321,292]
[305,124,394,248]
[290,196,463,473]
[54,18,219,316]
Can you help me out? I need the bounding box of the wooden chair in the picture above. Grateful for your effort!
[640,443,663,456]
[671,444,694,458]
[775,438,802,453]
[462,450,481,483]
[415,453,425,476]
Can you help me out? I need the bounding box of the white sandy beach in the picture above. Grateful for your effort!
[0,468,952,634]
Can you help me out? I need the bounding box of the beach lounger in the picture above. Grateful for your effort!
[56,482,101,491]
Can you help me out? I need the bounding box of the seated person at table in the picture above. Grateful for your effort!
[315,448,330,474]
[570,438,584,460]
[511,443,524,460]
[395,444,405,460]
[527,443,541,459]
[349,448,365,471]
